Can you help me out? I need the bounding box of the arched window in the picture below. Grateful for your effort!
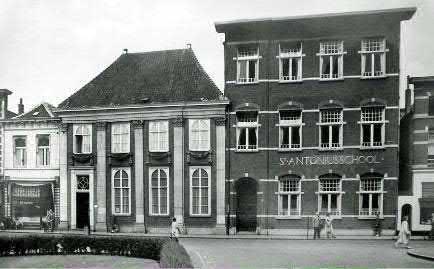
[149,168,169,215]
[318,174,342,215]
[74,124,92,153]
[359,173,384,217]
[190,167,211,216]
[278,174,301,216]
[111,123,130,153]
[112,168,131,215]
[189,119,210,151]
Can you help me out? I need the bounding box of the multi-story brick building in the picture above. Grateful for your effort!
[55,48,228,233]
[216,8,416,235]
[399,76,434,233]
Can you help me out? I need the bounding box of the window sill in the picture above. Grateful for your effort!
[235,149,260,153]
[112,213,131,217]
[360,75,387,80]
[359,146,385,151]
[318,147,344,152]
[236,81,259,85]
[358,215,384,220]
[319,78,344,82]
[73,152,92,155]
[278,80,303,84]
[149,214,170,217]
[275,216,302,220]
[278,148,303,152]
[148,150,169,153]
[189,214,212,218]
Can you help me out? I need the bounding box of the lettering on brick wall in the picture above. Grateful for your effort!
[279,155,381,166]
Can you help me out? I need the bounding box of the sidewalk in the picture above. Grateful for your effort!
[0,229,430,240]
[408,246,434,261]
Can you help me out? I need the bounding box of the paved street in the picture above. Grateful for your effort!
[181,238,434,268]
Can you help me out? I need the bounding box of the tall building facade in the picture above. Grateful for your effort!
[55,48,228,233]
[399,76,434,233]
[216,8,416,234]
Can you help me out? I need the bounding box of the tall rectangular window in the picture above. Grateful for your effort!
[318,177,342,216]
[236,111,258,151]
[360,39,387,78]
[318,41,344,80]
[14,136,26,167]
[190,167,211,216]
[236,47,259,84]
[112,168,131,215]
[279,42,303,81]
[36,134,50,167]
[278,176,301,216]
[73,124,92,154]
[359,176,383,217]
[360,107,385,148]
[189,119,210,151]
[319,109,343,149]
[149,168,169,215]
[149,121,169,152]
[279,110,302,150]
[111,123,130,153]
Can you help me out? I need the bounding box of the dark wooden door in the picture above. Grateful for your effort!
[76,193,89,229]
[236,178,257,232]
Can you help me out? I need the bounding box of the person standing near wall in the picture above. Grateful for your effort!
[312,212,321,239]
[395,216,411,248]
[170,217,181,242]
[325,213,336,239]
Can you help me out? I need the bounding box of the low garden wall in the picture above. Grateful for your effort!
[0,233,192,268]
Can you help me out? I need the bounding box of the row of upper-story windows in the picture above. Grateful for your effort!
[235,106,387,151]
[235,38,388,83]
[13,134,50,168]
[72,119,212,154]
[278,173,384,218]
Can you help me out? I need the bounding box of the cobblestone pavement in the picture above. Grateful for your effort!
[181,238,434,268]
[0,255,159,268]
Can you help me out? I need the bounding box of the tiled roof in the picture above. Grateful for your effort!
[58,48,222,109]
[6,110,17,119]
[13,103,57,120]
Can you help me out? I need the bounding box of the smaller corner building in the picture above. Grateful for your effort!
[399,76,434,233]
[215,7,416,235]
[54,48,229,233]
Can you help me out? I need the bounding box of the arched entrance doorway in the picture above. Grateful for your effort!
[235,177,257,232]
[401,204,412,231]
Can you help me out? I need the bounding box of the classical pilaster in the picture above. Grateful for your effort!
[95,122,107,231]
[58,123,69,229]
[132,120,145,232]
[215,117,226,233]
[172,117,184,225]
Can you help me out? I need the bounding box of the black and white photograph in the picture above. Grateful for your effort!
[0,0,433,268]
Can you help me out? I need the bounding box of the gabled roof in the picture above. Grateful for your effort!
[13,103,57,120]
[5,110,17,119]
[58,48,222,110]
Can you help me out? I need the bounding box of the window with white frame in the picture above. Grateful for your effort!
[189,119,210,151]
[279,42,303,81]
[318,41,344,80]
[428,129,434,166]
[360,107,385,148]
[111,123,130,153]
[149,168,169,215]
[190,167,211,216]
[73,124,92,154]
[236,46,259,83]
[36,134,50,167]
[236,111,258,151]
[278,175,301,216]
[279,110,302,150]
[112,168,131,215]
[14,136,26,167]
[360,38,387,78]
[318,175,342,215]
[149,121,169,152]
[319,109,343,149]
[359,175,383,216]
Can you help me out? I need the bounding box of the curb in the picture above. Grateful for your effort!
[407,249,434,261]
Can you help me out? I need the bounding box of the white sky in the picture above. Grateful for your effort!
[0,0,433,113]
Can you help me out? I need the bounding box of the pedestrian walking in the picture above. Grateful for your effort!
[325,213,336,239]
[312,212,321,239]
[395,215,411,248]
[170,217,181,242]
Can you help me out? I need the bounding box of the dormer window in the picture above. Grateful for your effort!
[318,41,345,80]
[278,42,303,82]
[236,46,259,84]
[360,38,387,78]
[279,110,302,150]
[236,111,258,151]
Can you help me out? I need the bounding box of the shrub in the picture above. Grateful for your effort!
[159,239,193,268]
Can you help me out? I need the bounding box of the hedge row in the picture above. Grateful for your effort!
[160,240,193,268]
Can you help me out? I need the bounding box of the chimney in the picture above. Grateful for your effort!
[123,48,128,54]
[18,98,24,114]
[186,43,191,49]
